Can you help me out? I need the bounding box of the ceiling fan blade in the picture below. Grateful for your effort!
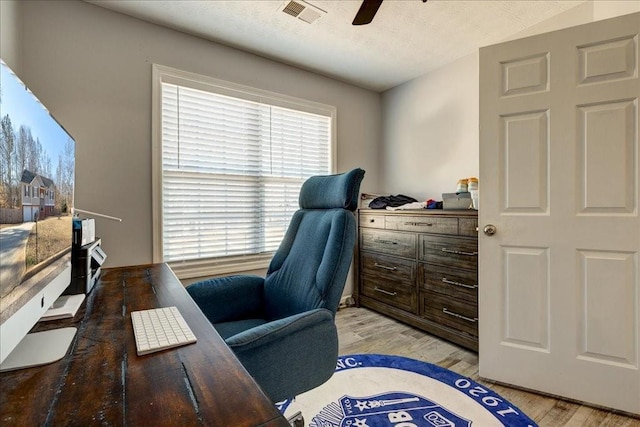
[352,0,384,26]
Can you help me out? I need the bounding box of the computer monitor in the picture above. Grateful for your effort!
[0,59,77,371]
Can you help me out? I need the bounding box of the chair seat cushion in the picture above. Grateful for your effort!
[214,318,267,340]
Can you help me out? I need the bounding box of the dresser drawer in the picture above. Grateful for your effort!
[361,229,416,258]
[459,218,478,237]
[361,252,415,284]
[419,264,477,303]
[385,215,458,235]
[419,235,478,270]
[420,292,478,337]
[359,213,386,229]
[362,277,415,312]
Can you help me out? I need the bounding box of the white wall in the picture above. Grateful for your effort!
[594,0,640,20]
[0,0,21,72]
[506,0,639,41]
[503,1,594,42]
[19,1,381,273]
[380,1,639,204]
[381,53,479,201]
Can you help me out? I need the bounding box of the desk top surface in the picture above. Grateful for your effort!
[0,263,288,426]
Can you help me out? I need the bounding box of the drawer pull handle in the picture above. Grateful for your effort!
[442,308,477,323]
[405,222,433,227]
[374,287,397,297]
[374,262,398,271]
[442,278,477,289]
[441,248,478,256]
[375,239,398,245]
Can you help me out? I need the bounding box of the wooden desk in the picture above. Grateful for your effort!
[0,263,289,426]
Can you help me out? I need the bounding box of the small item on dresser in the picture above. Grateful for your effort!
[467,177,478,191]
[470,190,479,210]
[360,193,382,209]
[456,179,468,193]
[369,194,418,209]
[426,199,443,209]
[386,201,427,211]
[467,178,479,210]
[442,192,473,210]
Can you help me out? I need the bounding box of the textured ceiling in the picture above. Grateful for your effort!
[86,0,586,91]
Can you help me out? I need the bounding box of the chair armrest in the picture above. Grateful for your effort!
[186,275,265,323]
[227,308,339,402]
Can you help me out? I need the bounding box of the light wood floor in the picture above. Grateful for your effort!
[335,307,640,427]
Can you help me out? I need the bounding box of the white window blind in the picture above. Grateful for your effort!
[158,77,331,266]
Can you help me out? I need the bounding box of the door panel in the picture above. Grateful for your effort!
[500,53,549,97]
[577,250,637,366]
[479,12,640,414]
[500,110,549,213]
[577,36,637,85]
[502,246,550,351]
[577,100,636,214]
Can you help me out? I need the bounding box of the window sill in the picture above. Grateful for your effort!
[168,253,273,280]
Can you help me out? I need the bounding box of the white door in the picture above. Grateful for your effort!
[479,12,640,414]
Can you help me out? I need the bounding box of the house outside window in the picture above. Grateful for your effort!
[152,65,336,279]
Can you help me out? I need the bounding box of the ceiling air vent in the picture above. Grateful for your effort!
[280,0,326,24]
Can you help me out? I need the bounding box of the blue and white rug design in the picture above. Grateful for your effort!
[278,354,537,427]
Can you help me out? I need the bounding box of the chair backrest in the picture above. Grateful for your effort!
[263,168,365,321]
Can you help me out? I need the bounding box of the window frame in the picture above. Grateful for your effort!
[151,64,337,279]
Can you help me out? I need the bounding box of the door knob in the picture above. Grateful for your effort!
[483,224,497,236]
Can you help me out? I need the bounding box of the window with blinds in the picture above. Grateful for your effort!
[154,66,333,274]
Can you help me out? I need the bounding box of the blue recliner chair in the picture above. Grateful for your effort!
[186,168,365,405]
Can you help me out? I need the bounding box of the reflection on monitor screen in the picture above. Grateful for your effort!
[0,59,77,371]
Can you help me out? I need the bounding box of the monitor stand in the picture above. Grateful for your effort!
[0,327,77,372]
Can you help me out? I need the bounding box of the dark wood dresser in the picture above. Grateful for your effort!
[355,209,479,351]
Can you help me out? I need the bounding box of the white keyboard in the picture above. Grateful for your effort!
[131,306,197,356]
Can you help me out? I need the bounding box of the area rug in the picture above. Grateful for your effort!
[278,354,537,427]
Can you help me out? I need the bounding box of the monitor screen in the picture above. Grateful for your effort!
[0,59,76,369]
[0,59,74,299]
